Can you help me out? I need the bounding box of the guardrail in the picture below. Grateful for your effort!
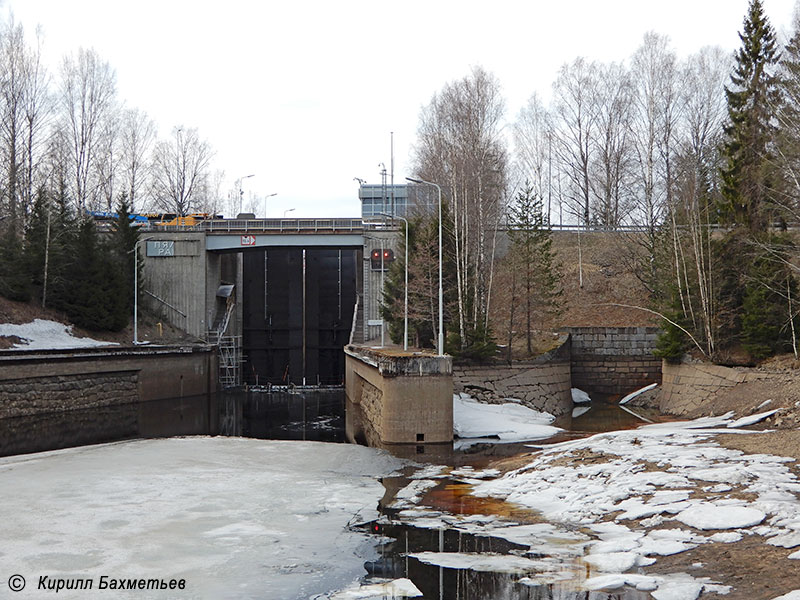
[145,218,399,233]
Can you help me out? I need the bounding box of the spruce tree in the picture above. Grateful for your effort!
[112,195,140,315]
[62,217,128,332]
[719,0,781,231]
[507,182,563,356]
[775,9,800,217]
[26,188,77,310]
[0,228,31,302]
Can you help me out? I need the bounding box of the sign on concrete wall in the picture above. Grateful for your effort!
[146,240,175,257]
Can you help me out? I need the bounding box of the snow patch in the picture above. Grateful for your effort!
[676,504,765,530]
[0,319,117,350]
[727,409,781,428]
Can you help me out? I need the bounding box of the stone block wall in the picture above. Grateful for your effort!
[0,346,218,457]
[659,361,787,415]
[564,326,662,397]
[0,372,138,418]
[453,362,572,417]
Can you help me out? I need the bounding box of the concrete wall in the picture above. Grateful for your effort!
[0,346,218,456]
[362,230,401,342]
[142,232,208,339]
[344,345,452,445]
[659,360,789,416]
[564,326,662,396]
[452,334,572,416]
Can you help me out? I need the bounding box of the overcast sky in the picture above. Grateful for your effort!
[3,0,798,218]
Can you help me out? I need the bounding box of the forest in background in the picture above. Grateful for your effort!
[383,0,800,365]
[0,0,797,362]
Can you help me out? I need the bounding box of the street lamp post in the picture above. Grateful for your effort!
[283,208,296,218]
[238,174,255,214]
[133,237,154,345]
[406,177,443,355]
[380,212,408,351]
[263,192,277,217]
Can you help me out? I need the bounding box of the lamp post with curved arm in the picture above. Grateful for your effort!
[405,177,443,356]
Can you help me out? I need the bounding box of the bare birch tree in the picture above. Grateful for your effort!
[551,57,598,226]
[150,126,214,216]
[513,92,550,207]
[58,47,117,211]
[20,26,51,222]
[413,66,507,352]
[590,61,633,227]
[118,108,155,212]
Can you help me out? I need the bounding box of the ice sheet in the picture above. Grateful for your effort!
[0,438,406,599]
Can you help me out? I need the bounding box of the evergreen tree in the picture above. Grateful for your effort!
[740,236,797,358]
[0,227,31,302]
[775,9,800,218]
[381,205,459,352]
[61,217,128,332]
[506,183,563,356]
[719,0,781,231]
[112,195,140,315]
[25,187,77,310]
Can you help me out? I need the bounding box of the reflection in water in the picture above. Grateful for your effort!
[360,521,651,600]
[217,389,671,599]
[219,388,345,442]
[0,394,215,457]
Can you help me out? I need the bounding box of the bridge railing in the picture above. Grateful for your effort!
[147,218,399,233]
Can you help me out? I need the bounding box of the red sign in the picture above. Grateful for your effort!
[240,235,256,246]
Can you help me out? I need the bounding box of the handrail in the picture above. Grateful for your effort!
[349,293,360,345]
[144,218,401,233]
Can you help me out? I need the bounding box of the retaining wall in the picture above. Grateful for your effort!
[0,346,218,456]
[564,326,662,396]
[452,334,572,416]
[659,360,790,415]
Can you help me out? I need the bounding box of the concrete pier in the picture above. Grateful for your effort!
[344,345,452,447]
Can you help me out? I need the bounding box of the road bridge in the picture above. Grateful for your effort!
[139,219,399,387]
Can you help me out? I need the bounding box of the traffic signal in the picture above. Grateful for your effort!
[370,248,395,270]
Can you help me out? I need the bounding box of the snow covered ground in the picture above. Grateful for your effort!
[0,319,116,349]
[0,438,406,599]
[387,412,800,599]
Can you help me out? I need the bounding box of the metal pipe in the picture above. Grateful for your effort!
[133,237,154,345]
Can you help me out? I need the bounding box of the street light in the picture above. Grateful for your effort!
[406,176,443,355]
[238,174,255,214]
[263,192,277,217]
[283,208,296,218]
[380,212,408,351]
[133,237,154,345]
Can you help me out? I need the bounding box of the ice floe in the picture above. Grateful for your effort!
[453,393,562,443]
[324,578,422,599]
[389,411,799,597]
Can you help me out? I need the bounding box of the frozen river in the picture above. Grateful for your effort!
[0,437,405,599]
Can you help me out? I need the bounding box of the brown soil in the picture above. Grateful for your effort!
[553,231,660,328]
